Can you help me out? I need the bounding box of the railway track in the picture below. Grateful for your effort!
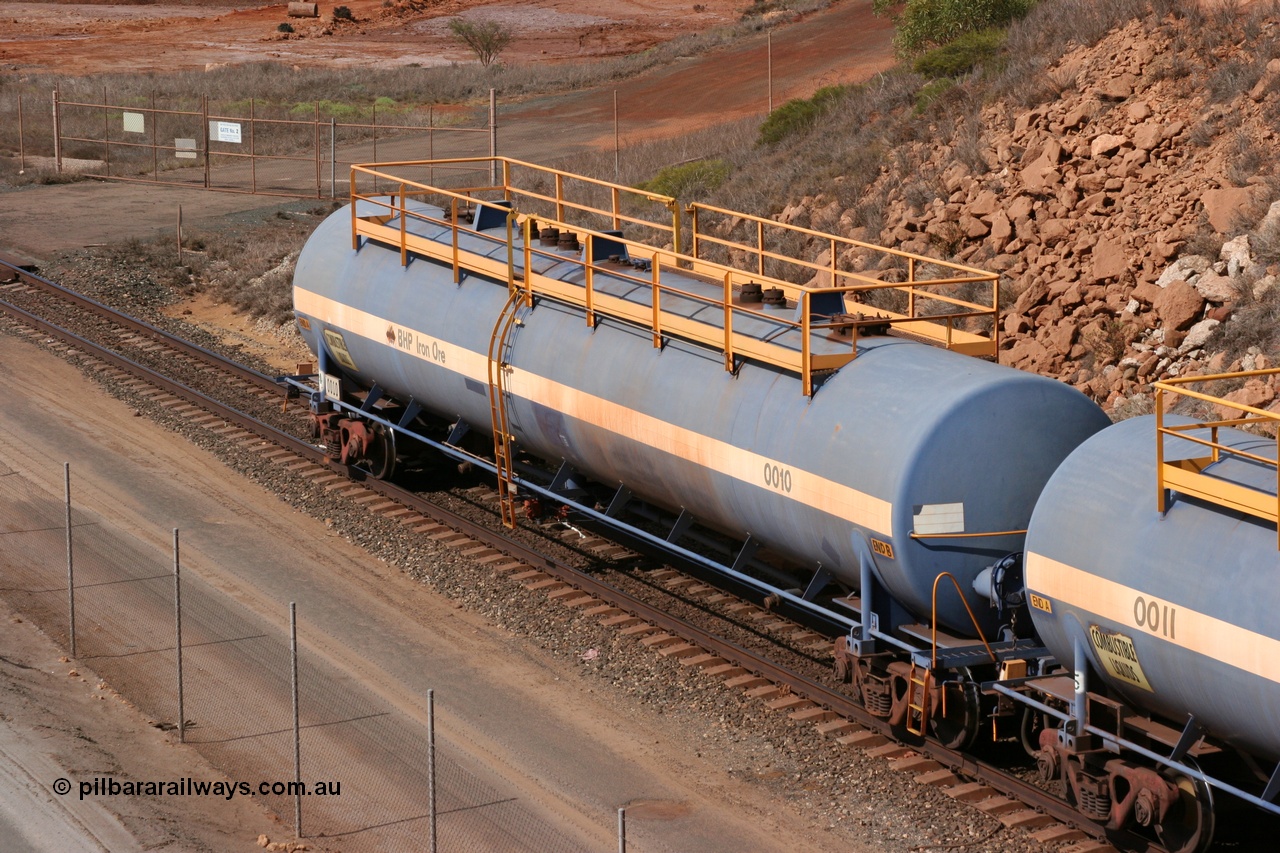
[0,256,1142,853]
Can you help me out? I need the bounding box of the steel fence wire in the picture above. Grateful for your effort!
[0,463,588,851]
[2,82,774,198]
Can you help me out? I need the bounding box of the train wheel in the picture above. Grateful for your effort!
[930,669,981,751]
[362,424,398,480]
[1155,759,1215,853]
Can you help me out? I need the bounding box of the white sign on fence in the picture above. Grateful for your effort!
[122,112,145,134]
[208,121,242,144]
[175,138,197,160]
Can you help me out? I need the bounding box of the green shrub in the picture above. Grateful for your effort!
[912,28,1007,78]
[277,23,294,34]
[637,158,732,200]
[333,5,354,21]
[448,19,513,68]
[289,99,361,119]
[874,0,1033,54]
[757,84,848,146]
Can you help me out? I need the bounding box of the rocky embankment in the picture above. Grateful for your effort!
[791,14,1280,415]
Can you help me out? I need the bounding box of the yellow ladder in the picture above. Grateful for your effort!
[906,662,931,736]
[487,291,523,529]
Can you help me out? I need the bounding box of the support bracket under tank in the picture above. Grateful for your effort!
[802,566,832,602]
[445,418,470,446]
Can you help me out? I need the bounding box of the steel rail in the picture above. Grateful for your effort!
[0,282,1152,852]
[0,258,284,395]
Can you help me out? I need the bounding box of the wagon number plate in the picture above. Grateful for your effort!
[322,372,341,401]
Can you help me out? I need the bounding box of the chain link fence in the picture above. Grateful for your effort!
[1,75,779,198]
[0,459,590,852]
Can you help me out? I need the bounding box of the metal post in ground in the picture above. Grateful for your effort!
[767,30,773,113]
[290,602,302,838]
[18,95,25,173]
[52,87,62,174]
[313,102,321,199]
[173,529,185,743]
[177,205,183,265]
[489,88,497,185]
[613,90,620,181]
[151,92,158,180]
[202,94,210,189]
[102,85,110,177]
[428,688,438,853]
[618,806,626,853]
[250,98,257,194]
[63,463,75,658]
[330,117,336,200]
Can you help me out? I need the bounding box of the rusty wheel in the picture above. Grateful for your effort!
[361,423,398,481]
[929,668,981,751]
[1155,759,1215,853]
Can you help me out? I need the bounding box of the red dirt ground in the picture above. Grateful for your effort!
[1,0,847,74]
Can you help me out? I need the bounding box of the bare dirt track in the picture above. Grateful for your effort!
[3,0,774,74]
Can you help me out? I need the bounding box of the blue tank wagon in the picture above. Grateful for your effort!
[1013,382,1280,853]
[291,159,1104,649]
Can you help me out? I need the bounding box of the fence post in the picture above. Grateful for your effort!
[250,98,257,195]
[767,30,773,113]
[151,92,158,180]
[428,688,438,853]
[314,102,321,199]
[202,94,210,189]
[489,88,497,185]
[618,806,627,853]
[103,85,109,176]
[290,602,302,839]
[173,529,185,743]
[52,87,62,174]
[18,95,25,173]
[613,90,619,181]
[63,463,75,658]
[330,117,336,200]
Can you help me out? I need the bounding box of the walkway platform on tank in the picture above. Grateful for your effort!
[345,157,1002,396]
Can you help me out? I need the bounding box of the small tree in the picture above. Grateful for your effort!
[448,19,513,68]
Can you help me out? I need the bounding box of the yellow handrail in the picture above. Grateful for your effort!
[929,572,995,669]
[1154,369,1280,546]
[346,157,1003,396]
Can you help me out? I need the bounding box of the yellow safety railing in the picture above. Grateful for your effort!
[1155,368,1280,547]
[688,201,1000,356]
[346,158,1001,396]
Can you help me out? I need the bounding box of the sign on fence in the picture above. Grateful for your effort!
[208,120,242,143]
[123,112,145,134]
[175,138,196,160]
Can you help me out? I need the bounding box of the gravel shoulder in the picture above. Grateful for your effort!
[0,593,283,852]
